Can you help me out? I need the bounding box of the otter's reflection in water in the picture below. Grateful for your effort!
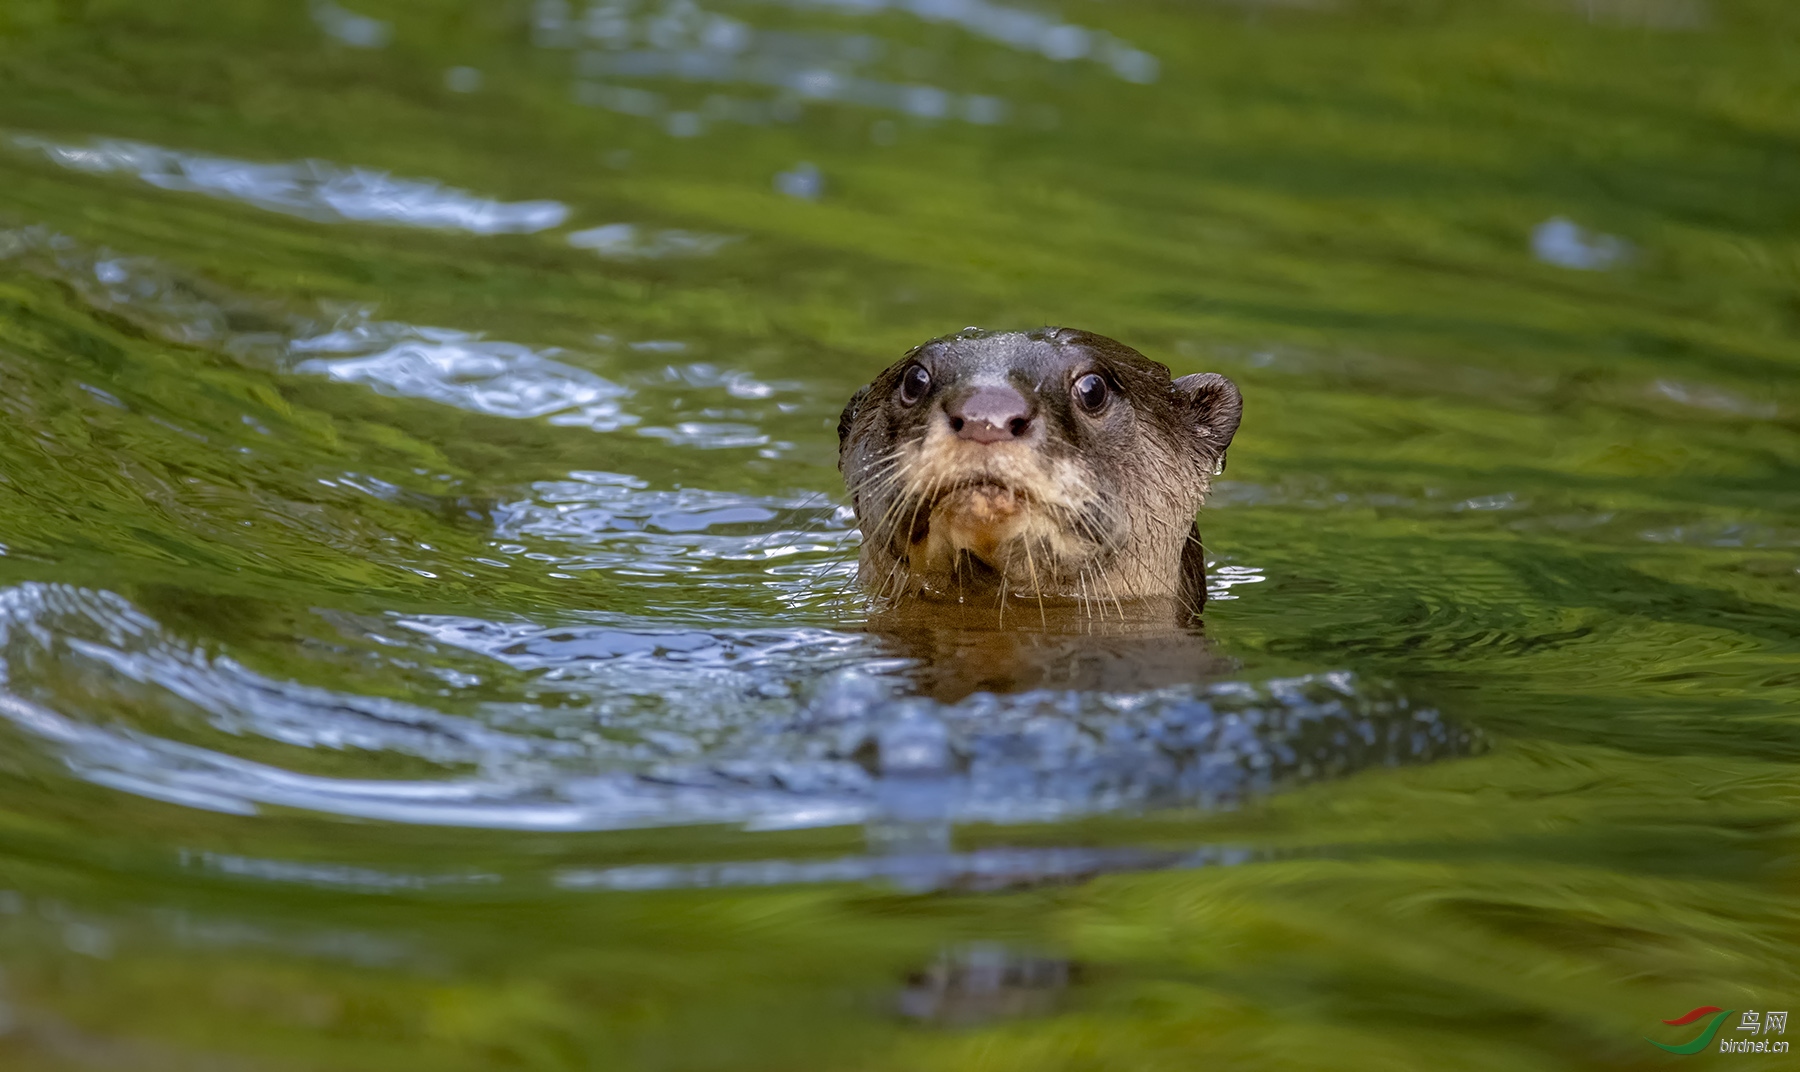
[866,599,1234,702]
[800,599,1485,839]
[898,945,1077,1026]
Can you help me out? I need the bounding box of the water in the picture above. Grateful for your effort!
[0,0,1796,1067]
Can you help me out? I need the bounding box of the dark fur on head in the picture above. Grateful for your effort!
[837,327,1241,617]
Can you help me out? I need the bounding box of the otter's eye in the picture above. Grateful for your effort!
[899,364,931,406]
[1073,373,1109,414]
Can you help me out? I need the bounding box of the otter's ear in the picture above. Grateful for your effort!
[837,384,871,456]
[1172,372,1242,460]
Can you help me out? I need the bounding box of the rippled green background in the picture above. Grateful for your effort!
[1,0,1798,1067]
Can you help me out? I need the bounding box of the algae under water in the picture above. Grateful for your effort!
[0,0,1796,1068]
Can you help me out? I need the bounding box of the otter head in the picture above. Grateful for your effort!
[838,327,1241,615]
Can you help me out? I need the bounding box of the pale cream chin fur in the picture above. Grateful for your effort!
[860,420,1200,604]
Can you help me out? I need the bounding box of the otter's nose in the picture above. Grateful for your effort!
[947,385,1034,444]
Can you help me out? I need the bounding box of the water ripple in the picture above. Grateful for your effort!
[558,842,1248,893]
[763,0,1159,81]
[10,134,569,234]
[310,0,392,48]
[0,584,569,768]
[2,228,645,432]
[568,222,739,258]
[0,583,1478,832]
[489,471,855,592]
[579,50,1010,124]
[538,0,1151,137]
[291,322,636,430]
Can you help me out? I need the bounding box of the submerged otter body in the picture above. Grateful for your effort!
[838,327,1242,618]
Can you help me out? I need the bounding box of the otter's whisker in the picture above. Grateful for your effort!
[1101,568,1128,621]
[864,468,923,565]
[1022,535,1048,629]
[1084,567,1111,622]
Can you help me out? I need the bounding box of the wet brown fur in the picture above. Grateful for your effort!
[837,328,1242,619]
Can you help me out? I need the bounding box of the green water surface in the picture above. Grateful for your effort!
[0,0,1796,1068]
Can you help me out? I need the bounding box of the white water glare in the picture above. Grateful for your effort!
[10,134,570,234]
[291,322,637,431]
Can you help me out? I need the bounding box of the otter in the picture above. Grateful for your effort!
[837,327,1242,620]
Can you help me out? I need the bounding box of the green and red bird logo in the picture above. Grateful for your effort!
[1646,1007,1733,1055]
